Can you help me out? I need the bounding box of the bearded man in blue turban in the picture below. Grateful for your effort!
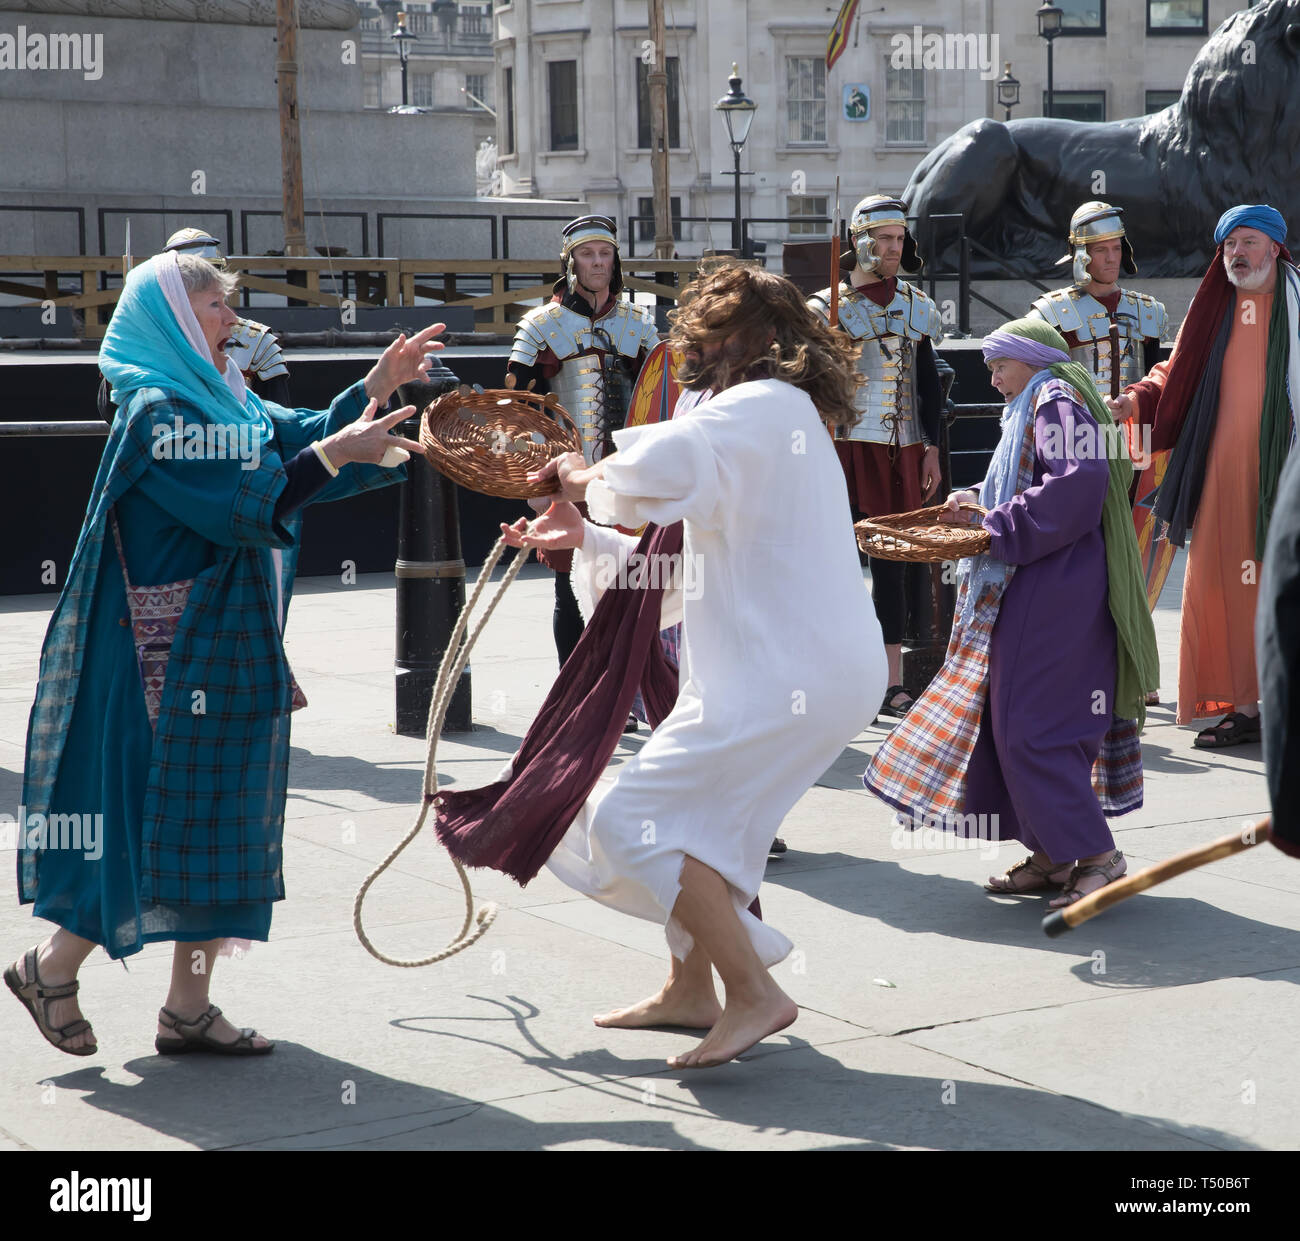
[1112,204,1300,749]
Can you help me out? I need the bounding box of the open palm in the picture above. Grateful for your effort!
[500,501,584,551]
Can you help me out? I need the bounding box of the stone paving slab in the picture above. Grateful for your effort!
[1,556,1294,1152]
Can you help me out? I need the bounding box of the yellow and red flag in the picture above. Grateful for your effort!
[826,0,859,71]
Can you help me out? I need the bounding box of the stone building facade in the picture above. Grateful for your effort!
[490,0,1250,258]
[358,0,496,156]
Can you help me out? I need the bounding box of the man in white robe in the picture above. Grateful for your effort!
[501,262,886,1067]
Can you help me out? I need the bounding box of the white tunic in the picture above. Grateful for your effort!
[545,378,886,965]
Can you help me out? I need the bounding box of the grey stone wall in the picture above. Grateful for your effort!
[0,8,503,256]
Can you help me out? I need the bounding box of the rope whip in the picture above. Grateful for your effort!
[352,528,535,966]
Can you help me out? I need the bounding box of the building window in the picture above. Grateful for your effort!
[636,56,681,149]
[1057,0,1104,35]
[466,73,489,109]
[364,70,382,110]
[636,196,683,243]
[406,3,433,35]
[1144,89,1181,113]
[359,6,383,32]
[410,72,434,108]
[503,66,515,153]
[461,4,489,34]
[786,56,827,145]
[548,59,579,150]
[1046,90,1105,122]
[1147,0,1206,34]
[884,61,925,144]
[787,195,829,237]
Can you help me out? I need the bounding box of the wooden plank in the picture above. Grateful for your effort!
[0,255,122,270]
[623,276,683,299]
[0,280,50,299]
[229,257,397,272]
[28,287,122,310]
[235,272,362,308]
[83,268,101,337]
[458,281,554,312]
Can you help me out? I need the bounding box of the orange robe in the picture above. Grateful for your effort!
[1140,291,1272,722]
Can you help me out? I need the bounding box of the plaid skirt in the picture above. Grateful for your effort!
[865,581,1143,821]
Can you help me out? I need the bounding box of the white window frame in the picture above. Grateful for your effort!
[785,54,827,146]
[883,57,926,146]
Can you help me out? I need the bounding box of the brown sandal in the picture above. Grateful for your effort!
[1049,851,1127,908]
[155,1004,274,1056]
[4,947,97,1057]
[985,854,1073,894]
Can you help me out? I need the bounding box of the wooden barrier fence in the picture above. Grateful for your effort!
[0,255,705,338]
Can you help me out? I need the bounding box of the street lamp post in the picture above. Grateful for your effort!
[714,64,757,256]
[996,61,1021,123]
[1036,3,1063,119]
[391,10,418,107]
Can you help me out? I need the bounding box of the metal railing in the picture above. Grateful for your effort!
[923,213,1053,334]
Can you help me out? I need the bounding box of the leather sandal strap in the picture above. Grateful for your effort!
[53,1018,92,1040]
[159,1003,222,1034]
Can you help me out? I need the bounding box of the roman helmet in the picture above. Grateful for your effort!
[1057,202,1137,286]
[845,195,923,275]
[162,227,227,269]
[555,214,624,299]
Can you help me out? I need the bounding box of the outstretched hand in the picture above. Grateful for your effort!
[499,501,585,552]
[320,398,425,467]
[364,323,447,406]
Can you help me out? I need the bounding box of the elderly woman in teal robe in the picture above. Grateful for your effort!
[5,252,437,1056]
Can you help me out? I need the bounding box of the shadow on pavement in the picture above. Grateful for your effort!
[40,1041,704,1152]
[285,728,526,803]
[761,850,1300,991]
[29,988,1265,1150]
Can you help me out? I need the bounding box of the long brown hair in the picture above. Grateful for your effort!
[668,260,862,430]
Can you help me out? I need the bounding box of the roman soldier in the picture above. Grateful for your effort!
[807,195,945,719]
[1027,202,1167,402]
[97,228,291,419]
[1029,202,1171,703]
[507,214,660,676]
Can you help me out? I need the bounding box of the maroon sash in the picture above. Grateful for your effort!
[434,522,683,885]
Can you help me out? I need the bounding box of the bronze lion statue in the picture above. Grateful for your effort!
[905,0,1300,277]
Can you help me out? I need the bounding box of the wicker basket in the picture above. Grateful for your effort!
[420,386,582,499]
[854,502,991,562]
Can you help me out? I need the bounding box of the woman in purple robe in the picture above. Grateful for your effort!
[864,318,1159,909]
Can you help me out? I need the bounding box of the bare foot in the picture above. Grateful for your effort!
[156,1006,272,1050]
[594,988,722,1031]
[9,945,96,1053]
[667,981,797,1069]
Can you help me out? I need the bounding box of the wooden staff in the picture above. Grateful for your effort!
[1042,817,1272,937]
[829,176,841,328]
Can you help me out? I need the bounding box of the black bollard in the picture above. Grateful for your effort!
[394,364,472,736]
[900,352,959,699]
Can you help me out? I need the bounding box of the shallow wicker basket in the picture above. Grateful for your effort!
[854,502,990,563]
[420,386,582,499]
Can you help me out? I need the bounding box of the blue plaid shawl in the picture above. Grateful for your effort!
[20,380,401,906]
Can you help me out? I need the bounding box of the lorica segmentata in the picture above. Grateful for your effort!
[808,280,943,446]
